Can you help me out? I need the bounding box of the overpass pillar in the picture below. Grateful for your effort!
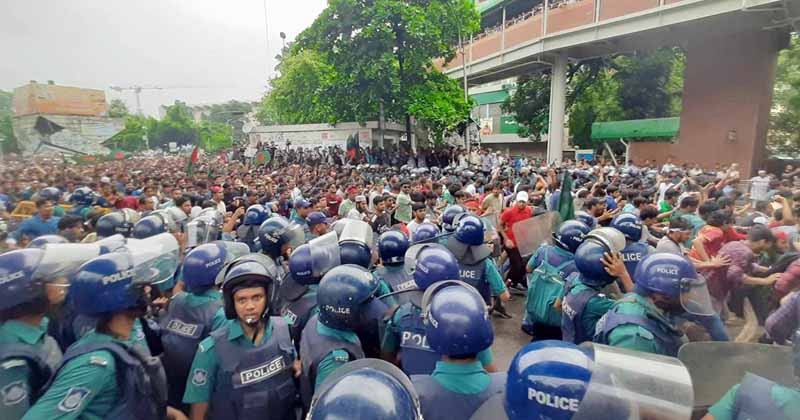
[629,29,788,176]
[547,51,567,165]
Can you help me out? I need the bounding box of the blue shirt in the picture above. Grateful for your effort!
[11,214,60,240]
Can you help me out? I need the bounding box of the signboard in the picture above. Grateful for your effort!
[500,115,519,134]
[479,118,493,136]
[575,149,594,161]
[168,142,177,152]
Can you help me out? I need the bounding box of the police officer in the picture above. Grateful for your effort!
[67,187,95,218]
[410,283,505,420]
[412,223,440,243]
[182,253,298,420]
[339,220,375,269]
[95,209,141,239]
[611,213,651,276]
[703,329,800,420]
[595,252,715,356]
[561,227,633,344]
[307,359,423,420]
[258,215,304,268]
[160,241,247,409]
[373,230,413,302]
[440,205,467,234]
[0,249,66,420]
[23,243,183,420]
[300,265,375,408]
[523,220,590,337]
[236,204,269,252]
[281,232,340,345]
[132,214,169,239]
[445,215,509,307]
[574,210,597,229]
[470,340,694,420]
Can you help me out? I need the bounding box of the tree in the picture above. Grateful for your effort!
[105,115,154,151]
[408,72,474,144]
[203,100,252,124]
[198,121,233,152]
[148,100,199,148]
[108,99,130,118]
[769,34,800,156]
[0,90,19,154]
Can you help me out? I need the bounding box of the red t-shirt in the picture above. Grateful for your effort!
[689,225,725,259]
[501,205,532,246]
[326,192,341,216]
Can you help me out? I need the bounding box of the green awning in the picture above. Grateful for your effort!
[471,90,509,105]
[475,0,507,14]
[591,117,680,140]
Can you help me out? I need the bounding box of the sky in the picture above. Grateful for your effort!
[0,0,327,116]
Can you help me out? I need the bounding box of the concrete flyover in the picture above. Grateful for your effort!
[440,0,799,174]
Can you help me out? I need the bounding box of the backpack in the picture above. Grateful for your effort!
[525,248,572,326]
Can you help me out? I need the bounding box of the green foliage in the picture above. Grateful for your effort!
[769,34,800,156]
[198,121,233,152]
[105,115,155,152]
[108,99,130,118]
[409,72,474,144]
[0,90,19,153]
[203,100,252,124]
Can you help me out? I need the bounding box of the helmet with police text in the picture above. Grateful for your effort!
[308,359,423,420]
[96,209,141,238]
[257,216,305,259]
[0,249,48,312]
[38,187,62,203]
[378,230,410,265]
[406,244,460,291]
[182,241,249,293]
[423,282,493,356]
[553,220,591,254]
[317,264,380,330]
[455,215,485,246]
[339,220,374,269]
[441,205,467,232]
[610,213,643,242]
[27,235,68,248]
[289,232,341,285]
[574,211,596,229]
[219,254,280,320]
[132,215,167,239]
[412,223,440,243]
[573,227,626,288]
[633,253,714,316]
[244,204,270,226]
[70,187,95,206]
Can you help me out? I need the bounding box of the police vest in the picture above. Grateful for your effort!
[620,242,649,277]
[411,372,506,420]
[374,265,415,306]
[0,339,61,407]
[734,373,790,420]
[458,258,492,305]
[354,298,390,359]
[299,315,365,409]
[159,292,222,405]
[391,303,439,376]
[594,298,685,357]
[50,341,167,420]
[207,317,296,420]
[560,279,600,344]
[278,277,318,347]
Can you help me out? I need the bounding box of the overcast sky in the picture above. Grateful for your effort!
[0,0,327,116]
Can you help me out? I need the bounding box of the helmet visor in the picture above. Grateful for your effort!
[339,220,373,249]
[282,223,306,249]
[680,275,714,316]
[124,233,180,285]
[310,232,341,278]
[185,218,219,249]
[34,243,103,285]
[403,243,449,277]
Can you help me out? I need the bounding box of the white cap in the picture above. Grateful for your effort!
[516,191,529,203]
[753,216,768,225]
[100,176,111,184]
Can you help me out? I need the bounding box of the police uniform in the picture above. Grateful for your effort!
[23,330,165,420]
[707,374,800,420]
[277,274,319,346]
[372,264,410,305]
[183,316,297,420]
[446,241,507,305]
[560,275,616,344]
[290,215,311,241]
[525,244,578,278]
[594,293,685,356]
[411,360,505,420]
[0,319,62,420]
[620,241,650,278]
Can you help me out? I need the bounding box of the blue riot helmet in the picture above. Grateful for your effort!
[152,207,187,232]
[243,204,269,226]
[96,209,141,238]
[611,213,643,242]
[258,216,305,259]
[403,244,460,291]
[181,241,249,293]
[219,253,280,320]
[132,214,167,239]
[422,282,493,356]
[308,359,423,420]
[455,215,485,246]
[339,220,374,269]
[27,235,68,248]
[495,341,693,420]
[412,223,440,243]
[633,253,714,316]
[574,211,597,229]
[317,264,380,330]
[553,220,591,254]
[94,234,127,254]
[38,187,62,203]
[69,187,95,206]
[441,205,467,233]
[378,230,410,265]
[573,227,626,288]
[289,232,341,285]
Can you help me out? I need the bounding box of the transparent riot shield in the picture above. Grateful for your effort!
[211,241,251,286]
[123,232,180,286]
[309,231,341,278]
[512,211,561,258]
[35,243,104,288]
[339,220,374,249]
[185,216,220,249]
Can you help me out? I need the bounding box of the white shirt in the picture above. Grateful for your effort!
[749,175,770,201]
[657,182,674,205]
[407,219,430,237]
[661,163,675,174]
[465,184,477,196]
[347,208,365,221]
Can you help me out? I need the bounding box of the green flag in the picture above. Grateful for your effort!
[557,173,574,222]
[186,146,199,176]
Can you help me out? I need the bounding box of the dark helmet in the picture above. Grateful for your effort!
[424,283,493,356]
[573,227,626,288]
[633,253,714,316]
[454,215,484,246]
[0,249,47,311]
[219,255,278,320]
[244,204,270,226]
[288,232,341,285]
[339,220,374,269]
[96,209,140,238]
[378,230,410,265]
[574,211,596,229]
[553,220,591,254]
[610,213,643,242]
[410,245,460,290]
[412,223,439,243]
[181,242,249,293]
[132,215,167,239]
[68,252,149,315]
[317,265,379,330]
[441,205,467,232]
[38,187,62,203]
[27,235,68,248]
[70,187,95,206]
[257,216,305,259]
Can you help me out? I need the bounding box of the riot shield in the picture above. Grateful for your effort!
[211,241,251,286]
[123,233,180,285]
[36,243,104,285]
[678,342,794,409]
[512,211,561,258]
[185,216,220,249]
[309,231,341,278]
[339,220,373,248]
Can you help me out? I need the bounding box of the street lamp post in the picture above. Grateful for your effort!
[280,31,286,51]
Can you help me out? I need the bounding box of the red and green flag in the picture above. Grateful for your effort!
[187,146,199,176]
[254,149,271,166]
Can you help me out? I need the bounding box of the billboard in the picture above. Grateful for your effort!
[13,83,108,117]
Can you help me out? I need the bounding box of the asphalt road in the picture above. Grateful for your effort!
[489,290,531,369]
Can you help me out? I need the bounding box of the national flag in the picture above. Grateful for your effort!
[346,132,359,161]
[255,149,271,166]
[557,172,575,222]
[187,146,199,176]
